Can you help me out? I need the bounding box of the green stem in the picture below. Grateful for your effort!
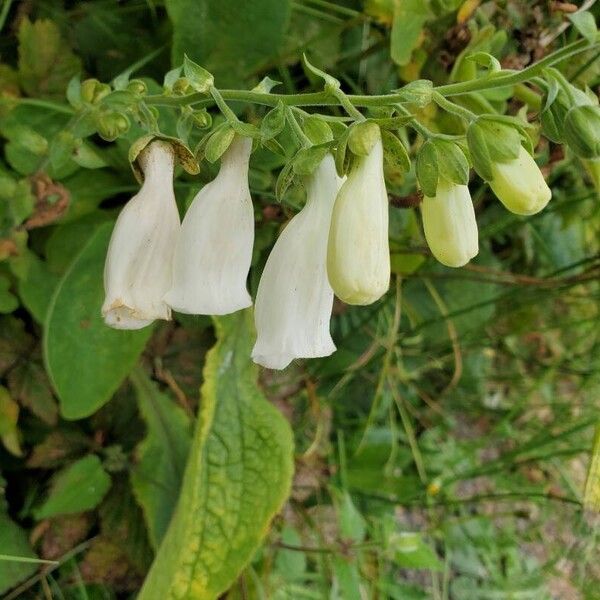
[144,38,598,111]
[209,86,239,124]
[432,91,476,121]
[395,104,432,138]
[286,108,312,148]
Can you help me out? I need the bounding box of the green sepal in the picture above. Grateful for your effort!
[381,130,410,174]
[275,161,295,202]
[252,76,282,94]
[416,141,439,197]
[347,121,381,157]
[292,144,333,176]
[334,127,350,178]
[129,134,200,183]
[563,105,600,159]
[434,139,470,186]
[392,79,433,107]
[260,101,286,141]
[302,115,333,145]
[204,125,236,163]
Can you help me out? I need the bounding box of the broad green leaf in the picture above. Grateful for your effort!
[43,222,152,419]
[18,18,82,98]
[34,454,111,520]
[569,11,597,45]
[138,311,294,600]
[165,0,292,87]
[390,0,430,66]
[0,507,37,594]
[416,141,438,197]
[130,368,192,549]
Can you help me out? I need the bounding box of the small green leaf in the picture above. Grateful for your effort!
[569,11,597,45]
[17,18,82,98]
[0,506,37,594]
[303,53,340,92]
[183,54,215,92]
[276,160,295,201]
[43,222,153,419]
[0,387,21,456]
[416,141,439,197]
[393,79,433,107]
[252,76,282,94]
[465,51,501,73]
[130,368,192,549]
[137,311,294,600]
[390,0,430,66]
[34,455,111,520]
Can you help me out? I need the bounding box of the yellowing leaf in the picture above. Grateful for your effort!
[138,310,294,600]
[0,386,22,456]
[584,424,600,512]
[18,19,82,98]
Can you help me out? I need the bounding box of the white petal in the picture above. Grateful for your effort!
[102,141,180,329]
[490,146,551,215]
[252,155,342,369]
[327,137,390,305]
[164,136,254,315]
[421,180,479,268]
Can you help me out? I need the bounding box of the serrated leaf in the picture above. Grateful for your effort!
[34,455,111,520]
[130,368,192,549]
[18,18,82,98]
[416,141,439,197]
[138,311,294,600]
[43,222,152,420]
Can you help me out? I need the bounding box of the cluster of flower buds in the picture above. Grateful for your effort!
[102,129,391,369]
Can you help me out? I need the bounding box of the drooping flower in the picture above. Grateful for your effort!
[164,135,254,315]
[252,155,343,370]
[327,132,390,305]
[489,146,552,216]
[102,140,180,330]
[421,179,479,268]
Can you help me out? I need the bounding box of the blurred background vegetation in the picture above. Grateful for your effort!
[0,0,598,598]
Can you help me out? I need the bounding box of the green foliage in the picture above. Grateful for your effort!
[138,311,294,599]
[44,223,153,419]
[165,0,292,87]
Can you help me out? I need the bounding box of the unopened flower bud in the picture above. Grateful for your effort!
[421,180,478,268]
[563,105,600,159]
[102,141,180,329]
[126,79,148,96]
[172,77,191,95]
[164,136,254,315]
[96,111,130,141]
[252,155,343,369]
[327,130,390,305]
[489,146,551,216]
[81,79,111,104]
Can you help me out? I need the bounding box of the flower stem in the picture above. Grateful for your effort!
[432,92,476,121]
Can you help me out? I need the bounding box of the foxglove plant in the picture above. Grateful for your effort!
[252,155,342,370]
[421,179,479,268]
[102,140,180,330]
[327,129,390,305]
[164,135,254,315]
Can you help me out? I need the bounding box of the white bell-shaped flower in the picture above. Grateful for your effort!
[102,140,180,330]
[252,155,343,370]
[421,179,479,268]
[489,146,552,215]
[164,136,254,315]
[327,135,390,305]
